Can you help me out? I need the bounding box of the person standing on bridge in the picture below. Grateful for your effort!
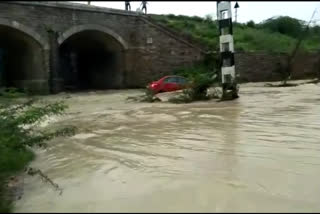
[125,1,131,11]
[141,1,148,14]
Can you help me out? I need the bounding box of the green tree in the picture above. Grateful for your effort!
[259,16,305,38]
[246,20,255,28]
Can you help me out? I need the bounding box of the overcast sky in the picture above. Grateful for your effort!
[74,1,320,24]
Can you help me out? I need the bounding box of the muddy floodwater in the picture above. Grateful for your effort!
[14,82,320,212]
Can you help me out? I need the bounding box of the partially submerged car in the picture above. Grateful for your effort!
[147,75,190,94]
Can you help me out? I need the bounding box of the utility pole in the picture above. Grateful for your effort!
[217,1,239,99]
[234,2,239,23]
[282,8,317,85]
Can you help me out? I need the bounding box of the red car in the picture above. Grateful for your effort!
[147,75,190,94]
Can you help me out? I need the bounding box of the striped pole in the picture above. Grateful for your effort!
[217,1,239,99]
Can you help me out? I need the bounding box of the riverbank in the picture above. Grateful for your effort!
[0,147,34,212]
[0,98,72,213]
[0,97,33,212]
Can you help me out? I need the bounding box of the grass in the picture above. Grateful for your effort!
[234,27,296,53]
[0,87,27,99]
[150,14,320,53]
[0,147,34,212]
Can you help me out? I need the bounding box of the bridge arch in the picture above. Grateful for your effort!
[58,24,127,91]
[0,18,49,50]
[0,18,49,92]
[57,24,128,50]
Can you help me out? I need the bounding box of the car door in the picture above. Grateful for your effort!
[163,77,178,92]
[176,77,188,89]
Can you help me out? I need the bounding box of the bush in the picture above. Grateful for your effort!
[168,90,193,104]
[172,54,219,103]
[246,20,256,28]
[0,87,27,98]
[126,88,161,103]
[191,15,203,22]
[234,27,296,53]
[204,14,214,24]
[0,99,76,212]
[259,16,305,38]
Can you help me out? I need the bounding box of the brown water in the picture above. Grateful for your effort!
[14,82,320,212]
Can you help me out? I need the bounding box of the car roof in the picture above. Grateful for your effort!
[156,75,186,82]
[162,75,185,79]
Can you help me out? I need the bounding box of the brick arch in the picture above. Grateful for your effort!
[0,18,49,50]
[57,24,129,50]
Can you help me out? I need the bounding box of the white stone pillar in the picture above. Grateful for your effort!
[217,1,239,98]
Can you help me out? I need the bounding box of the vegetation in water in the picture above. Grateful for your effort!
[0,98,76,212]
[169,53,221,103]
[0,87,28,99]
[126,88,161,103]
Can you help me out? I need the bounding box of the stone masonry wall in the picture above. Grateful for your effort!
[235,52,320,83]
[0,1,318,93]
[0,1,204,92]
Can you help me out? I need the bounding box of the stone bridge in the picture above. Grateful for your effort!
[0,1,204,93]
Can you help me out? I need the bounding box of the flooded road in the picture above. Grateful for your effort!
[14,82,320,212]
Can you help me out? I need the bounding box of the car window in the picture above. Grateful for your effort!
[164,77,177,83]
[172,77,179,83]
[177,77,187,84]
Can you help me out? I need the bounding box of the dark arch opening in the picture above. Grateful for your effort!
[0,25,45,92]
[59,30,125,91]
